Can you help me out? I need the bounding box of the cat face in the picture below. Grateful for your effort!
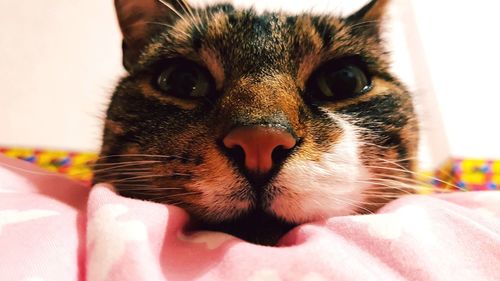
[96,0,418,244]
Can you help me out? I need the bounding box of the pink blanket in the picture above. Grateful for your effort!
[1,154,500,281]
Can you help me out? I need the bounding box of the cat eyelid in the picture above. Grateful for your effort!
[147,58,205,72]
[305,55,373,102]
[150,56,223,90]
[315,55,370,73]
[304,55,372,87]
[147,58,216,100]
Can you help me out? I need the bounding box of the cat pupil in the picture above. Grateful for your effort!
[175,71,197,94]
[327,68,358,97]
[316,64,370,101]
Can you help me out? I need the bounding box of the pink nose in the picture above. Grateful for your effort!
[223,127,297,174]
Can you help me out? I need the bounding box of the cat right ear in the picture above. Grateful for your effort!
[346,0,390,34]
[115,0,188,71]
[347,0,389,22]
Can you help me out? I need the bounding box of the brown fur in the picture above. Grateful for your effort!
[95,0,418,245]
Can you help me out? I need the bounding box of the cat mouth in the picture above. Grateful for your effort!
[194,207,296,246]
[188,176,299,246]
[188,183,297,246]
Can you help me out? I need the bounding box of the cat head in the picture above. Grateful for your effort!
[96,0,418,245]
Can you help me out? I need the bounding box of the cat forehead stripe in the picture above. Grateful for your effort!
[137,10,389,89]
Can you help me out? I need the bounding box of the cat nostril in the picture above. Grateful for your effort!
[222,127,297,175]
[271,145,293,166]
[226,144,246,167]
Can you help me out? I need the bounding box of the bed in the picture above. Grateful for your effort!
[1,150,499,280]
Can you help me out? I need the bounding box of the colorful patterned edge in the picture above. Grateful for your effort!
[426,158,500,192]
[0,147,96,184]
[1,147,499,193]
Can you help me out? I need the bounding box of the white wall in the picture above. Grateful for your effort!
[0,0,497,168]
[0,0,123,151]
[410,0,500,160]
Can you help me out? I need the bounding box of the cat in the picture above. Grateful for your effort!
[94,0,418,245]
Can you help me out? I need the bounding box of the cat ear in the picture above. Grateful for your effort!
[115,0,189,70]
[346,0,390,25]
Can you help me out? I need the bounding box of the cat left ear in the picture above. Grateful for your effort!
[347,0,390,24]
[115,0,189,71]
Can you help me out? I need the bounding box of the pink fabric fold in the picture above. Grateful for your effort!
[1,154,500,281]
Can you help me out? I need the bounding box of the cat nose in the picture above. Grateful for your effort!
[222,127,297,175]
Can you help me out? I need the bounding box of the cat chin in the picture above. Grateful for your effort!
[193,208,296,246]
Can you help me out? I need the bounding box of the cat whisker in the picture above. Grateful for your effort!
[368,173,430,186]
[118,186,185,191]
[91,162,158,173]
[363,176,457,194]
[92,168,152,175]
[360,184,412,194]
[96,171,192,182]
[107,174,166,183]
[118,190,166,197]
[332,197,375,215]
[152,191,202,201]
[95,154,193,161]
[0,162,70,177]
[56,167,154,180]
[348,20,382,30]
[361,191,409,197]
[0,160,159,180]
[157,0,187,23]
[362,174,419,185]
[376,157,458,184]
[87,161,151,168]
[113,183,157,188]
[145,21,192,38]
[92,165,154,171]
[95,172,156,179]
[363,176,428,190]
[72,153,195,171]
[353,179,415,194]
[78,161,156,170]
[373,157,420,171]
[375,156,419,163]
[169,172,192,176]
[365,164,463,191]
[144,21,173,28]
[175,0,203,34]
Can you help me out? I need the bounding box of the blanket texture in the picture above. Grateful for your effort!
[1,154,500,281]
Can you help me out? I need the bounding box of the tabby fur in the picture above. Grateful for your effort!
[94,0,418,245]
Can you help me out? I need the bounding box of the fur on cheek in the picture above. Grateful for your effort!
[270,114,371,223]
[183,150,252,222]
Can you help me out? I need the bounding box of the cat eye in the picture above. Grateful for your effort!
[154,60,213,99]
[310,59,372,101]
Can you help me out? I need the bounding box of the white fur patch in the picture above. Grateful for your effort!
[271,114,370,223]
